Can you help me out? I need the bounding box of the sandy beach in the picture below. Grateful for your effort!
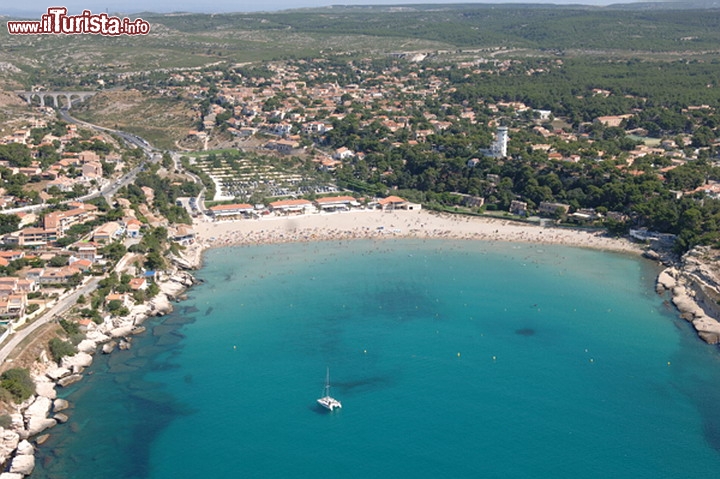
[187,209,644,259]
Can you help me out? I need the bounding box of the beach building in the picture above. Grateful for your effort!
[629,229,677,246]
[510,200,528,217]
[269,199,314,215]
[377,195,415,210]
[209,203,255,219]
[171,226,196,246]
[314,196,360,212]
[570,208,601,222]
[538,201,571,218]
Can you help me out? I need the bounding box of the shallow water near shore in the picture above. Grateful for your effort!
[31,239,720,478]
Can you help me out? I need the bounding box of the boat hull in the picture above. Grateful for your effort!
[317,396,342,411]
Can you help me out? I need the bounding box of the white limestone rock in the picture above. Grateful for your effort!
[26,417,56,437]
[16,439,33,456]
[109,325,135,338]
[671,287,697,316]
[53,398,69,412]
[76,339,99,353]
[46,367,71,381]
[656,268,677,293]
[148,294,173,316]
[131,326,146,335]
[9,415,23,432]
[693,315,720,344]
[85,330,110,343]
[25,396,52,419]
[24,396,56,436]
[0,429,20,465]
[33,380,56,400]
[60,352,93,370]
[0,472,25,479]
[57,374,83,388]
[53,413,69,424]
[9,453,35,475]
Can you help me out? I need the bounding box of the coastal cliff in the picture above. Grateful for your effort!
[658,246,720,345]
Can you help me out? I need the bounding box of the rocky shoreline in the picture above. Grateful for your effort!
[656,246,720,346]
[0,259,199,478]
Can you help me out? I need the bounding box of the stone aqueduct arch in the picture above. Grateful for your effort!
[15,91,97,109]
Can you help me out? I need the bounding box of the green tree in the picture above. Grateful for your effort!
[49,338,77,363]
[47,255,69,267]
[0,214,21,235]
[144,251,166,271]
[0,368,35,403]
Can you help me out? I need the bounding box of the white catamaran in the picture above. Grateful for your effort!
[317,367,342,411]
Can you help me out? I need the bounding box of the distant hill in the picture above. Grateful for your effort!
[3,2,720,18]
[143,4,720,52]
[2,1,720,87]
[607,1,720,9]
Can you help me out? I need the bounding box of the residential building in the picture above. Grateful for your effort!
[38,266,82,285]
[171,226,196,245]
[509,200,528,217]
[92,221,122,244]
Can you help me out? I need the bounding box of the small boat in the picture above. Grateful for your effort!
[317,367,342,411]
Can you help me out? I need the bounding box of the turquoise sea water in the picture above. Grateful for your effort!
[31,240,720,478]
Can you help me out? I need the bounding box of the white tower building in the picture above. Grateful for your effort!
[491,126,508,158]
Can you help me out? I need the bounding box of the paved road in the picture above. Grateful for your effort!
[0,268,103,366]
